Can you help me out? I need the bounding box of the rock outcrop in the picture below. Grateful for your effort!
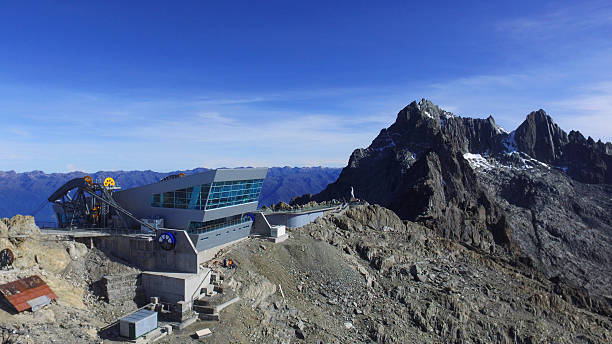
[513,109,568,164]
[295,99,612,299]
[307,100,514,251]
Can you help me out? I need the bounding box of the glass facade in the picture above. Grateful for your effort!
[205,179,263,210]
[151,184,211,209]
[150,179,263,211]
[188,214,252,234]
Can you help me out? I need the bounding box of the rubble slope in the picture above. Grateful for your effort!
[163,205,611,344]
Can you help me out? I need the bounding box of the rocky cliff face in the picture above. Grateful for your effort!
[296,99,612,298]
[513,109,568,163]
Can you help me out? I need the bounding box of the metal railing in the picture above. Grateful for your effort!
[190,269,213,302]
[35,221,58,229]
[260,203,342,214]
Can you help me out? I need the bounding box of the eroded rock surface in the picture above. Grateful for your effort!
[171,205,611,344]
[295,99,612,302]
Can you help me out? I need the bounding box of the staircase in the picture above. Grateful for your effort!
[193,272,240,321]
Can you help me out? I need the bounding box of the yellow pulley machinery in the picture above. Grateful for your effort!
[47,175,131,229]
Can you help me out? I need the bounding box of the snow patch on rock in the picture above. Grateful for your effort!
[496,125,509,134]
[463,153,493,170]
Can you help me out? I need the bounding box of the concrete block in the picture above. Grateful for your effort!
[271,225,285,237]
[172,301,189,313]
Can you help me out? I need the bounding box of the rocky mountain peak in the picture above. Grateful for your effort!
[394,99,453,128]
[514,109,568,163]
[416,98,446,117]
[298,100,612,302]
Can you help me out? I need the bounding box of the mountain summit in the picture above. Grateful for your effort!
[296,99,612,303]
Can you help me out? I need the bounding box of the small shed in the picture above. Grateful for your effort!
[119,309,158,339]
[0,275,57,312]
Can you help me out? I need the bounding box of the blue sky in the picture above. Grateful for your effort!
[1,0,611,172]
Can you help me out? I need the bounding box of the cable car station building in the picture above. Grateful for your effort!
[84,168,271,321]
[113,167,267,253]
[45,167,323,323]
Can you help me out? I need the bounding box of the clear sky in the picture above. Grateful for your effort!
[1,0,611,172]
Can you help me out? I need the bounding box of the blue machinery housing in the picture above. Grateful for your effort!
[113,168,268,252]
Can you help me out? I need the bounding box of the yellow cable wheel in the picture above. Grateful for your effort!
[84,176,93,185]
[104,177,116,187]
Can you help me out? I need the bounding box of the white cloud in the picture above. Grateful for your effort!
[498,2,612,39]
[66,163,84,172]
[546,82,612,141]
[3,42,612,173]
[0,85,391,172]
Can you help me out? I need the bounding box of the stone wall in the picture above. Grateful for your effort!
[102,272,144,304]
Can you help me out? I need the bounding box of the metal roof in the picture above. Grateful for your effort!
[0,275,57,312]
[120,308,157,323]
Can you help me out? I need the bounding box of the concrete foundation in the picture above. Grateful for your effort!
[251,212,273,236]
[141,269,212,323]
[250,212,289,242]
[141,270,211,304]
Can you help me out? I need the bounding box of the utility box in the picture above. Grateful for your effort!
[271,225,286,237]
[119,309,158,340]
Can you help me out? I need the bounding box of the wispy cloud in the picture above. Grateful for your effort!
[66,163,85,172]
[0,85,392,172]
[546,81,612,140]
[3,30,612,174]
[497,2,612,39]
[3,67,611,174]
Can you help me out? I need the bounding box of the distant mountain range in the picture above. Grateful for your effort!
[0,166,341,225]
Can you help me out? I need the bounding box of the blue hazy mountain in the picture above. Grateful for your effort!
[0,167,341,225]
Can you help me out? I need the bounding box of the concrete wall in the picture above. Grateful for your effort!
[97,229,199,274]
[251,212,272,236]
[154,229,199,273]
[97,236,157,271]
[141,270,211,304]
[264,210,326,228]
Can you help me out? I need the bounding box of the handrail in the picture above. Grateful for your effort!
[260,204,341,214]
[190,269,213,302]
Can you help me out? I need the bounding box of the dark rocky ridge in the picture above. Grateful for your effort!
[295,99,612,299]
